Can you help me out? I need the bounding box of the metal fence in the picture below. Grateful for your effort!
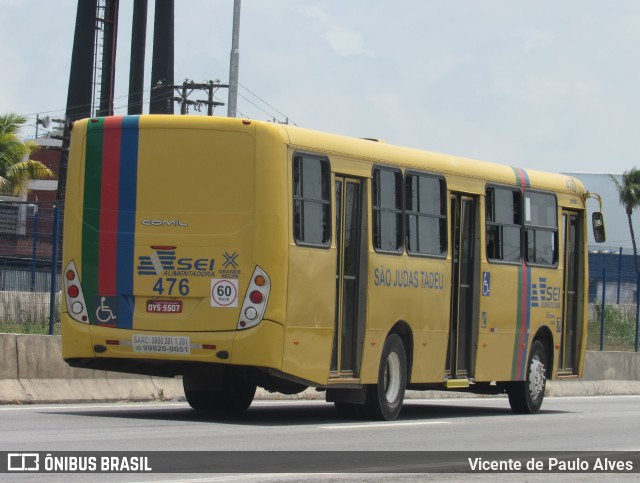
[0,200,62,334]
[588,247,640,352]
[0,200,638,351]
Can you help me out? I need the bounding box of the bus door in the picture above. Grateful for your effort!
[331,177,367,377]
[446,194,479,380]
[559,210,582,374]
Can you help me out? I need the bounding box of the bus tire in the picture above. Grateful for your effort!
[216,376,257,412]
[334,402,364,419]
[508,339,547,414]
[183,368,256,413]
[183,386,208,411]
[363,334,407,421]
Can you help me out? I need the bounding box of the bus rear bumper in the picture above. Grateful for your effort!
[61,315,284,376]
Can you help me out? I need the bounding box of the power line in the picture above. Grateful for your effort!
[18,87,155,120]
[237,92,279,120]
[18,82,299,137]
[239,82,298,126]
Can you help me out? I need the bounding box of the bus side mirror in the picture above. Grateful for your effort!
[592,212,606,243]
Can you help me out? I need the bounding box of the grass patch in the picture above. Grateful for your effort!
[0,321,60,335]
[588,303,639,351]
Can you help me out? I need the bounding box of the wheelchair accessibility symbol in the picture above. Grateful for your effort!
[95,296,119,323]
[482,272,490,296]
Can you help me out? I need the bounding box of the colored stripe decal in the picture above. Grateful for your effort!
[82,119,105,318]
[115,116,140,329]
[512,263,532,380]
[512,166,530,189]
[511,166,531,379]
[80,116,139,329]
[98,116,123,296]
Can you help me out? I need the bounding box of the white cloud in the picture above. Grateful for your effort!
[324,25,373,58]
[519,29,555,54]
[298,4,330,23]
[297,3,372,58]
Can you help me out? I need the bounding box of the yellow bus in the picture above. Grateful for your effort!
[61,115,605,420]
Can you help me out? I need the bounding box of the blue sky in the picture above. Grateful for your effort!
[1,0,639,174]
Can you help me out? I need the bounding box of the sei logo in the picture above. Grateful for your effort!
[531,277,561,309]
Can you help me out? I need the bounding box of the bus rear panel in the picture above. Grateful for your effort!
[62,116,286,377]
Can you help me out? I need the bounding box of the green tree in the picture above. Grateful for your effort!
[0,112,53,195]
[609,168,640,273]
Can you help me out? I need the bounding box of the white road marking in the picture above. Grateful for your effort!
[0,402,187,411]
[321,420,451,429]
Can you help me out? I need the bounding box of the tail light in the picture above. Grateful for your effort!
[63,261,89,324]
[237,266,271,330]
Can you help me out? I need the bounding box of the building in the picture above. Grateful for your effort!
[0,136,61,290]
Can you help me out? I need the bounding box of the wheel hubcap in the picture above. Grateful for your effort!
[528,356,545,399]
[384,352,401,403]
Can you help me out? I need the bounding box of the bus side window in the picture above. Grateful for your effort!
[486,187,522,263]
[405,172,447,256]
[372,167,403,253]
[524,191,558,266]
[293,155,331,247]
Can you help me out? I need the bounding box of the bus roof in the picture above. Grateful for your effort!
[75,115,586,196]
[280,122,586,196]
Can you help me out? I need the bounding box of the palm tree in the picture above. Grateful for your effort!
[609,168,640,273]
[0,112,53,195]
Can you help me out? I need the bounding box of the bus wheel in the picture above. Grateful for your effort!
[183,368,256,413]
[508,340,547,414]
[363,334,407,421]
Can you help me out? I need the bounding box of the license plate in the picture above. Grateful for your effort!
[132,334,191,355]
[146,300,182,313]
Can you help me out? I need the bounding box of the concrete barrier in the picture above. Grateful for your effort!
[0,334,639,404]
[0,334,183,404]
[0,333,18,380]
[583,350,640,381]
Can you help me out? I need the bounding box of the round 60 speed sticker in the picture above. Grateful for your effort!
[210,278,238,307]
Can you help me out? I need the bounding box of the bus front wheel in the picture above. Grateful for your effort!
[183,367,256,413]
[363,334,407,421]
[508,339,547,414]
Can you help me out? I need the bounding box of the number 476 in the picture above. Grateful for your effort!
[153,277,189,296]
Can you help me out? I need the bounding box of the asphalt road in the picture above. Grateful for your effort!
[1,395,639,481]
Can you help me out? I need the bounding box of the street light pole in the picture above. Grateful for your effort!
[227,0,241,118]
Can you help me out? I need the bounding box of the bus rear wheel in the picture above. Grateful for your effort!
[508,339,547,414]
[363,334,407,421]
[183,367,256,413]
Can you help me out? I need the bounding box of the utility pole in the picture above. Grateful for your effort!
[150,0,174,114]
[171,80,228,115]
[227,0,241,117]
[128,0,148,115]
